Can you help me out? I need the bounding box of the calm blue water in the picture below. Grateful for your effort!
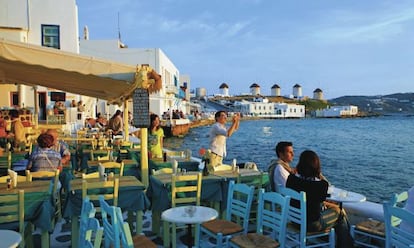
[164,116,414,203]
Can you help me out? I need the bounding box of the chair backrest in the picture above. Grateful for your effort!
[279,187,308,245]
[90,150,110,161]
[171,172,202,207]
[0,151,12,173]
[257,190,290,248]
[383,202,414,248]
[82,178,119,208]
[389,191,409,227]
[26,169,60,194]
[99,196,122,248]
[99,161,124,177]
[79,196,103,248]
[0,190,25,237]
[115,203,135,248]
[226,181,255,234]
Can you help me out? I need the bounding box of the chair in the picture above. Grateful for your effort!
[230,189,290,248]
[0,190,26,248]
[163,172,203,248]
[199,181,255,248]
[99,161,124,177]
[115,198,157,248]
[351,191,408,247]
[79,196,103,248]
[279,187,335,248]
[383,202,414,248]
[82,177,120,211]
[90,150,110,161]
[25,169,62,221]
[0,151,11,174]
[237,171,263,230]
[99,196,157,248]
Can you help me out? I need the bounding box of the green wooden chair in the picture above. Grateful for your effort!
[0,190,27,248]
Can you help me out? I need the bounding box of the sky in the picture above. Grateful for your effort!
[77,0,414,100]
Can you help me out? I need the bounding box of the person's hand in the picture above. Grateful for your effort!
[232,112,240,122]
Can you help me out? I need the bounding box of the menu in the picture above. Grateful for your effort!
[132,88,150,127]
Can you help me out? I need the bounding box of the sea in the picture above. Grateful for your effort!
[164,115,414,204]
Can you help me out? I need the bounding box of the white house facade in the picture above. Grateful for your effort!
[315,105,358,117]
[233,98,305,118]
[79,39,185,117]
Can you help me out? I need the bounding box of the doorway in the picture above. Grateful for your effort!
[38,92,47,120]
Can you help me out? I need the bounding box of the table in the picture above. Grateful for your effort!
[64,176,150,248]
[0,180,55,248]
[327,186,366,209]
[147,172,224,236]
[0,229,22,248]
[162,206,218,248]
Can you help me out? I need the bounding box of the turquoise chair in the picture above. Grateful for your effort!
[199,181,255,247]
[99,195,121,248]
[351,191,408,247]
[115,205,156,248]
[229,189,291,248]
[383,202,414,248]
[79,196,103,248]
[279,187,335,248]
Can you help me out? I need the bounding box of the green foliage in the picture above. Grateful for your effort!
[298,99,330,112]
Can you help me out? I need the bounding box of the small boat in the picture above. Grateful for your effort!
[161,118,191,137]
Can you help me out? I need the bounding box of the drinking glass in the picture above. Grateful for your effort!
[184,206,196,217]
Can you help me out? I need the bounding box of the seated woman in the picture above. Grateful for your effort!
[286,150,353,247]
[27,133,62,172]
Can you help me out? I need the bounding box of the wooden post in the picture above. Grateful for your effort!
[123,99,129,141]
[140,128,148,187]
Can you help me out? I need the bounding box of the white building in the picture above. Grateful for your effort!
[233,98,305,118]
[271,84,281,96]
[0,0,96,124]
[219,83,229,96]
[313,88,324,100]
[274,102,305,118]
[79,39,185,117]
[250,83,261,95]
[293,84,303,99]
[195,87,207,98]
[315,105,358,117]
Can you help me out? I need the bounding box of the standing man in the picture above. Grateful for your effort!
[208,111,240,171]
[268,141,295,192]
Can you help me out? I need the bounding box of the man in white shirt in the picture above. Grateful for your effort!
[208,111,240,172]
[268,141,295,192]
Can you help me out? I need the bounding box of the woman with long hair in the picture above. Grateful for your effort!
[148,114,164,158]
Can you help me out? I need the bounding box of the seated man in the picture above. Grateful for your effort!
[27,133,61,172]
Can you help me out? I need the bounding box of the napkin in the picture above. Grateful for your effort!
[98,163,105,177]
[8,169,18,187]
[172,160,178,174]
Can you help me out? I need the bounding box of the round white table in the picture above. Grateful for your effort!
[162,206,218,248]
[328,186,366,203]
[0,230,22,248]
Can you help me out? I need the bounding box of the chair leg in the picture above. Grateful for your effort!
[194,223,200,247]
[163,220,171,248]
[217,233,223,247]
[172,223,177,248]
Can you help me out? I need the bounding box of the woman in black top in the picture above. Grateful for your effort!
[286,150,353,247]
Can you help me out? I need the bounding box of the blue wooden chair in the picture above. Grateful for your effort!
[279,187,335,248]
[351,191,408,247]
[229,189,290,248]
[79,196,103,248]
[99,195,122,248]
[115,204,156,248]
[199,180,255,247]
[383,201,414,248]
